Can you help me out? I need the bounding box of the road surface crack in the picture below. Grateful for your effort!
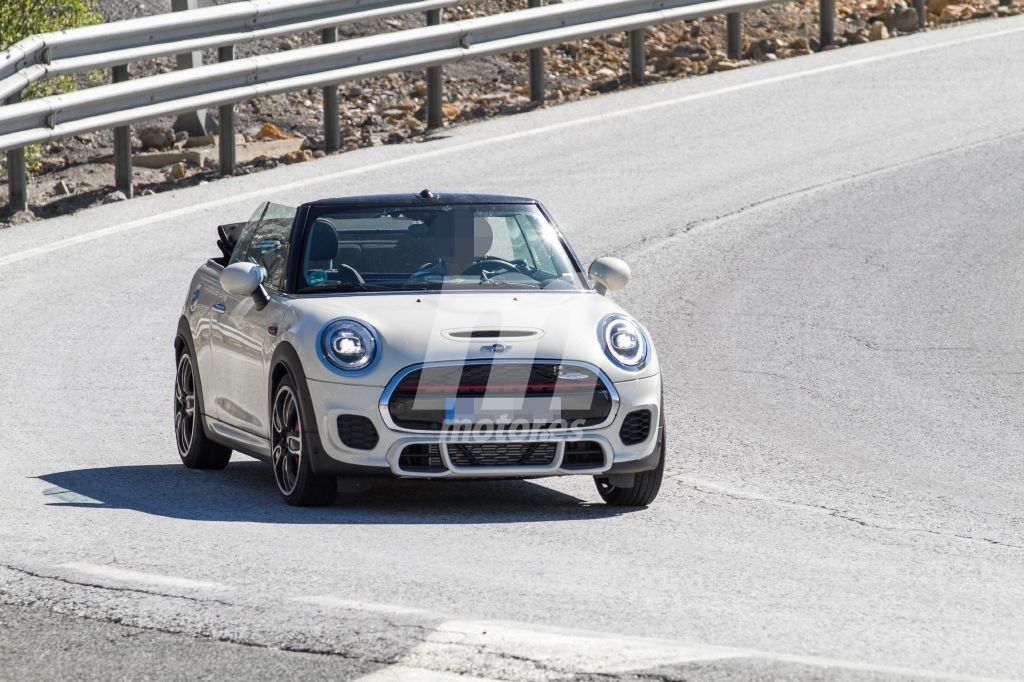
[621,126,1024,257]
[673,477,1024,552]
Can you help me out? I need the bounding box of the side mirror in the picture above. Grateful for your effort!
[221,262,264,296]
[588,257,630,295]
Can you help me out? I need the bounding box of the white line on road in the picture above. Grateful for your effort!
[1,20,1023,270]
[41,486,103,505]
[398,619,1004,680]
[353,665,501,682]
[288,596,1005,680]
[56,562,230,592]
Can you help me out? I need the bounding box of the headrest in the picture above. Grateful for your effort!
[336,244,363,267]
[307,219,338,262]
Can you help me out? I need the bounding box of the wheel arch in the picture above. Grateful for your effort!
[269,341,338,475]
[268,341,325,435]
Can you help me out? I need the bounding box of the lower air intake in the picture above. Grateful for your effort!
[562,441,605,470]
[398,444,446,473]
[619,409,652,446]
[337,415,379,450]
[448,442,557,467]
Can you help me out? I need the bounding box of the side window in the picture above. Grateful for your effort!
[229,202,268,266]
[240,203,296,291]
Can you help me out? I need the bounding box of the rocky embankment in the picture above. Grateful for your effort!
[1,0,1020,225]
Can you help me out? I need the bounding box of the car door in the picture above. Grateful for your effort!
[211,202,296,437]
[196,204,266,419]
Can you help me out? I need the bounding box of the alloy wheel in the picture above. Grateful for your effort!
[272,385,302,495]
[174,354,197,457]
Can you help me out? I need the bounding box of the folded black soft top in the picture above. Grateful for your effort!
[216,221,246,263]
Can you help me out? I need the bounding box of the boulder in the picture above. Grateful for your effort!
[138,126,175,150]
[673,43,710,61]
[894,7,920,31]
[102,190,128,204]
[869,22,891,39]
[280,149,314,164]
[254,123,289,141]
[709,59,742,72]
[939,4,971,20]
[166,162,188,180]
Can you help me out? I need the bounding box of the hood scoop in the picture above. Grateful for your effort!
[443,328,542,341]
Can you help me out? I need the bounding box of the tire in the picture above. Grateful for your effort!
[270,374,337,507]
[174,349,231,470]
[594,415,665,507]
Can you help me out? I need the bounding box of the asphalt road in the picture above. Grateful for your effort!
[2,16,1023,680]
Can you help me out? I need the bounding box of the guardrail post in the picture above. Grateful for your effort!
[727,12,742,60]
[820,0,835,48]
[322,27,342,152]
[218,45,236,175]
[4,93,28,214]
[528,0,545,102]
[112,64,134,199]
[426,9,444,129]
[629,29,645,84]
[171,0,213,136]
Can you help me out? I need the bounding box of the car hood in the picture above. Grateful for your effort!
[278,291,659,385]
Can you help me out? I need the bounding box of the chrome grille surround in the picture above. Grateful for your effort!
[378,359,620,434]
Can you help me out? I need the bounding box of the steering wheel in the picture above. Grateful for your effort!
[332,264,365,285]
[460,257,521,277]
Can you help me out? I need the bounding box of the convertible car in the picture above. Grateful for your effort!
[174,191,664,506]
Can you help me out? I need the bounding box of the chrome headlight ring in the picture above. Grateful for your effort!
[598,313,649,371]
[320,318,379,372]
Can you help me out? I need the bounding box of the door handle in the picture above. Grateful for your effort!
[213,303,226,313]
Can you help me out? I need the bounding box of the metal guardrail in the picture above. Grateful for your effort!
[0,0,459,102]
[0,0,861,213]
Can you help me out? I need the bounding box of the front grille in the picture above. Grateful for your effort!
[387,362,613,431]
[398,444,446,473]
[448,441,557,467]
[619,409,652,445]
[562,441,605,470]
[337,414,379,450]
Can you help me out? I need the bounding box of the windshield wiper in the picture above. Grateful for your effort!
[477,279,542,289]
[308,283,393,293]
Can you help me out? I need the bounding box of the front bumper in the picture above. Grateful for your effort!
[306,372,662,478]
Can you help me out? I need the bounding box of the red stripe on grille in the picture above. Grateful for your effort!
[395,382,598,394]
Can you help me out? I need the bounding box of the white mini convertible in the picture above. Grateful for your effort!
[174,192,664,506]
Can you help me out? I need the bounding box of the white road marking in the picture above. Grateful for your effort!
[292,595,435,617]
[354,666,500,682]
[41,486,103,505]
[402,619,742,675]
[290,596,1004,680]
[1,20,1023,269]
[56,562,230,592]
[399,619,1005,680]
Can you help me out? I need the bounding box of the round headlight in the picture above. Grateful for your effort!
[321,319,378,371]
[599,314,648,370]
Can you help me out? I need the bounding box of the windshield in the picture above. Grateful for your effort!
[297,203,586,294]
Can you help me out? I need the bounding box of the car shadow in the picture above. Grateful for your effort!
[36,461,635,524]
